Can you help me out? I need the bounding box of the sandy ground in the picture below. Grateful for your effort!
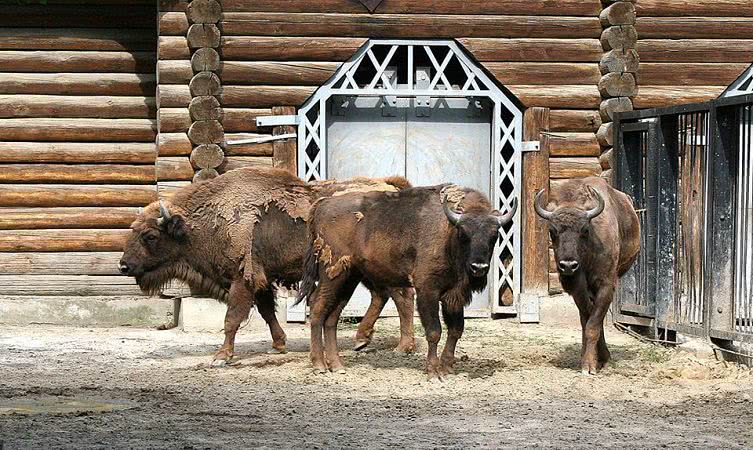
[1,316,752,449]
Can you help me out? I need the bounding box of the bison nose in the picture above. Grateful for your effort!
[118,261,130,276]
[469,262,489,276]
[558,260,580,274]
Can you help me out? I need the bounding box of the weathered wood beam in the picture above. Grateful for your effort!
[0,73,156,96]
[0,142,156,164]
[0,95,156,119]
[0,51,156,73]
[0,118,156,142]
[0,184,157,207]
[0,164,155,184]
[0,208,141,230]
[0,229,129,252]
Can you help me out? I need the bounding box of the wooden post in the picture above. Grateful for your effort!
[520,107,550,322]
[272,106,297,175]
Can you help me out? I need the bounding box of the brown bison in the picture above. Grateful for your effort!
[534,177,640,374]
[119,167,416,366]
[297,184,516,379]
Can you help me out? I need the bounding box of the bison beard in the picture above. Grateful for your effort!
[534,177,640,375]
[120,167,417,367]
[297,184,515,379]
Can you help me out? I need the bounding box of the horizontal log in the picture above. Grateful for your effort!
[222,108,271,132]
[157,84,191,107]
[0,185,157,207]
[635,0,753,17]
[219,13,601,38]
[0,208,140,230]
[0,229,129,252]
[159,0,189,12]
[550,157,601,179]
[548,133,600,157]
[159,36,190,60]
[600,97,633,122]
[600,149,613,170]
[0,252,130,275]
[460,38,603,62]
[632,86,725,109]
[509,85,601,109]
[218,156,273,173]
[190,72,221,97]
[188,0,222,24]
[158,181,191,199]
[600,25,637,52]
[224,133,274,156]
[549,110,601,132]
[600,49,639,75]
[598,73,637,97]
[0,118,156,142]
[636,17,753,39]
[0,28,156,51]
[194,168,219,182]
[0,164,155,184]
[0,6,155,28]
[0,142,156,164]
[187,23,221,49]
[599,2,636,27]
[597,123,613,147]
[637,63,750,86]
[159,108,191,133]
[0,73,156,96]
[188,120,224,145]
[219,86,315,107]
[192,48,221,72]
[223,0,601,15]
[190,144,224,169]
[0,51,156,73]
[637,39,753,63]
[219,61,339,85]
[158,133,192,156]
[0,275,141,296]
[158,60,193,84]
[220,36,366,61]
[0,95,156,119]
[157,157,194,181]
[160,12,189,36]
[487,62,601,86]
[189,96,224,121]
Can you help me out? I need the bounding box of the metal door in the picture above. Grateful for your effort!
[325,95,493,317]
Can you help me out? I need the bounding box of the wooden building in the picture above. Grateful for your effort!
[0,0,751,324]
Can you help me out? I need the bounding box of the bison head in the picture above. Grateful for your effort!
[534,187,605,276]
[444,196,517,279]
[119,200,190,294]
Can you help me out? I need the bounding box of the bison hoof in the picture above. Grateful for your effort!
[267,347,287,355]
[394,342,416,354]
[210,358,228,368]
[353,340,370,351]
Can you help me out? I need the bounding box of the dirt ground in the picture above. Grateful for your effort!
[1,315,752,449]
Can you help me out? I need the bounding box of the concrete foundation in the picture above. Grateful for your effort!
[0,296,177,328]
[177,297,286,333]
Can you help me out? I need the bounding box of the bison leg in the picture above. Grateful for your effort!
[324,277,359,373]
[255,287,287,354]
[354,288,389,351]
[439,301,464,376]
[581,286,614,375]
[392,288,416,354]
[309,281,339,374]
[416,289,442,380]
[212,280,254,367]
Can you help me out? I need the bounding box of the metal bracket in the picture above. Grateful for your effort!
[226,133,296,145]
[256,115,301,127]
[522,140,540,152]
[415,66,431,117]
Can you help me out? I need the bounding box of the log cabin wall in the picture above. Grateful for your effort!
[633,0,753,110]
[0,2,158,301]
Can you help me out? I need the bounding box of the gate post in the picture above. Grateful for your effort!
[272,106,297,175]
[519,107,550,323]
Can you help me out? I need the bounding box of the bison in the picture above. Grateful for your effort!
[534,177,640,374]
[297,184,516,379]
[119,167,416,366]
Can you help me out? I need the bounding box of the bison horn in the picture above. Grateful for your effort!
[585,187,605,220]
[534,189,555,220]
[443,200,463,226]
[157,200,171,227]
[494,198,518,227]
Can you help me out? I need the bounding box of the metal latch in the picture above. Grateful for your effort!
[256,115,301,127]
[415,66,431,117]
[522,141,540,152]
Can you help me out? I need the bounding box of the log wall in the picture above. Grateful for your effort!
[0,1,158,298]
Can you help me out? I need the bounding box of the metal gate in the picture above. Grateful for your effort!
[613,93,753,345]
[291,39,524,319]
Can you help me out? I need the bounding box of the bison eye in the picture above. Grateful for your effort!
[580,226,590,237]
[141,233,158,244]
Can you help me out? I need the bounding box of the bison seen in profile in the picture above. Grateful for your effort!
[297,184,516,379]
[534,177,640,374]
[119,167,416,367]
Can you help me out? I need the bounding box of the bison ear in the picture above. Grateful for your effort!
[165,215,189,242]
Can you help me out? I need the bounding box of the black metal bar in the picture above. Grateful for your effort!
[615,94,753,122]
[706,104,738,335]
[622,122,651,132]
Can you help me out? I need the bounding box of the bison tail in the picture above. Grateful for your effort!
[294,239,319,306]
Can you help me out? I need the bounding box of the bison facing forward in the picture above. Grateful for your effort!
[119,167,415,366]
[535,177,640,374]
[298,184,516,379]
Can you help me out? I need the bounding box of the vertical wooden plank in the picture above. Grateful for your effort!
[272,105,297,174]
[521,107,550,321]
[707,105,738,334]
[655,115,679,325]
